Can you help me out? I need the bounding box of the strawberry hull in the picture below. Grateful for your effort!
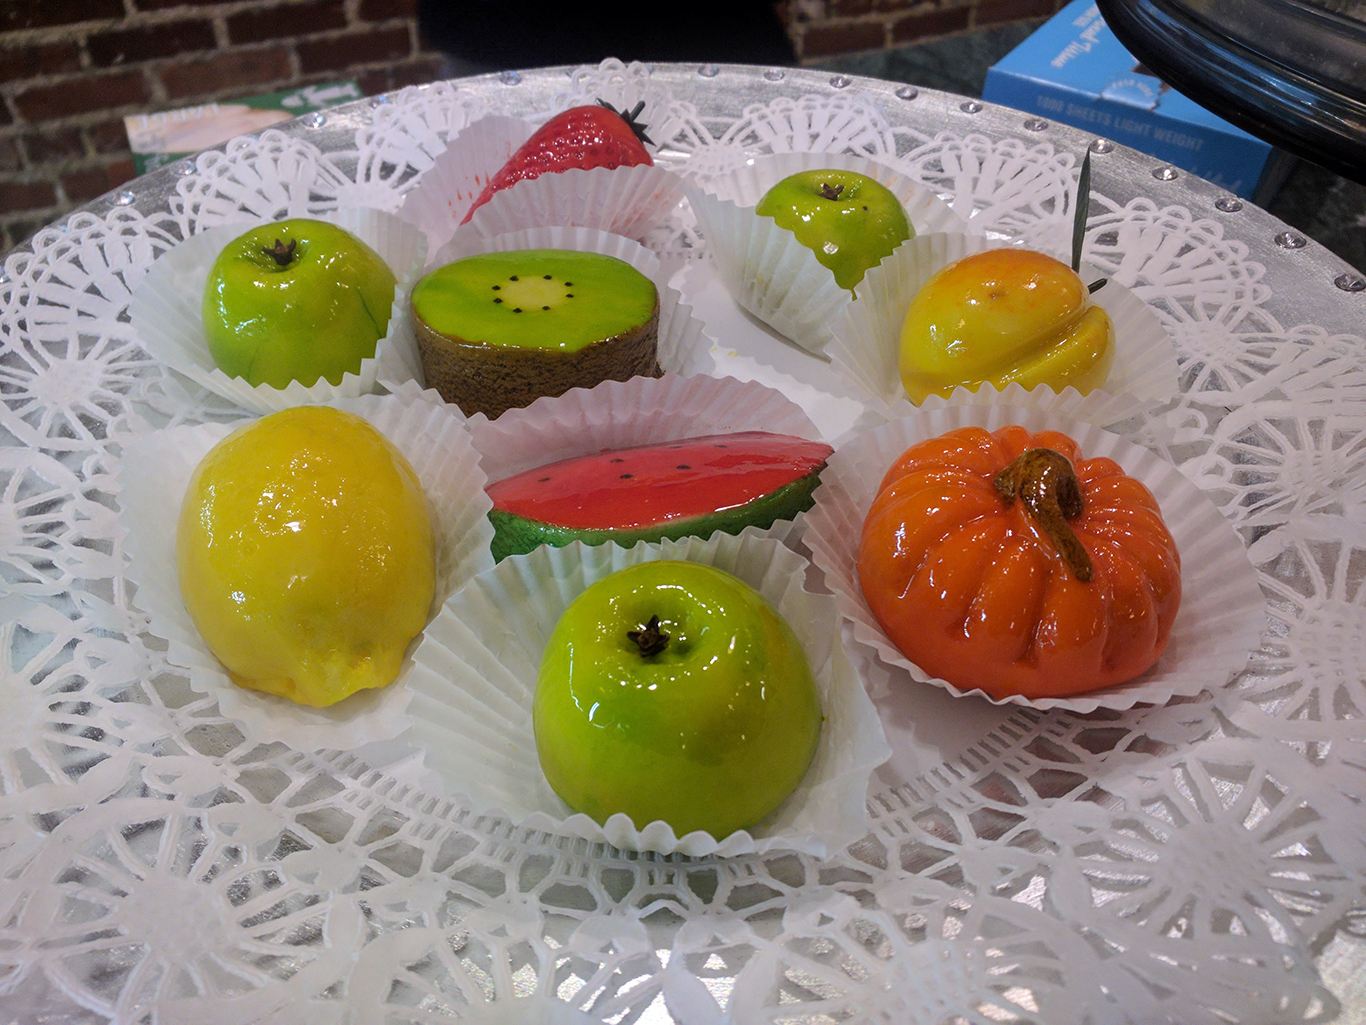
[486,431,833,562]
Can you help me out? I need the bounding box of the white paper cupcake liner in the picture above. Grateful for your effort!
[116,394,495,749]
[804,405,1266,713]
[874,381,1175,448]
[685,153,966,355]
[828,231,1180,416]
[405,531,891,857]
[128,209,428,415]
[429,224,714,380]
[397,113,685,255]
[467,372,828,552]
[397,114,534,254]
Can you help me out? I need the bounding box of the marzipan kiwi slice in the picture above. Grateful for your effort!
[411,249,661,418]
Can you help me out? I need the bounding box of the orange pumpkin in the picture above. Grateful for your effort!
[857,425,1181,700]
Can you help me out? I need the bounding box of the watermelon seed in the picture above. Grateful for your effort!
[620,473,633,479]
[677,464,690,469]
[538,476,550,482]
[610,458,624,463]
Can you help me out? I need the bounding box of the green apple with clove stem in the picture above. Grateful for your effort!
[533,560,823,839]
[755,169,913,292]
[202,218,397,389]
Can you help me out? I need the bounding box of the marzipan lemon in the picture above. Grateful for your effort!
[176,405,435,707]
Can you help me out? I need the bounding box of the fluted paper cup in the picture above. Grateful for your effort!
[116,394,495,749]
[425,224,714,385]
[467,372,828,552]
[397,114,534,253]
[685,152,966,355]
[405,531,891,857]
[128,209,428,414]
[827,231,1180,417]
[804,405,1266,713]
[398,113,685,255]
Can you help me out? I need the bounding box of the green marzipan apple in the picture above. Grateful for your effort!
[202,218,398,389]
[534,560,823,839]
[755,169,914,292]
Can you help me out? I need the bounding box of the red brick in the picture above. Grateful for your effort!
[134,0,236,8]
[160,44,293,98]
[358,0,417,18]
[0,180,58,214]
[358,56,441,95]
[0,139,19,173]
[88,21,218,67]
[296,26,411,74]
[61,159,136,204]
[355,67,390,95]
[892,6,970,41]
[1,0,123,31]
[13,72,150,121]
[227,1,347,45]
[389,55,442,89]
[973,0,1057,26]
[0,42,84,82]
[827,0,873,15]
[89,119,132,154]
[24,127,85,165]
[799,20,887,57]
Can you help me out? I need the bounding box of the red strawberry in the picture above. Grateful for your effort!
[461,100,654,224]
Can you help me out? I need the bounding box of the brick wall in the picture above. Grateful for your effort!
[785,0,1065,60]
[1,1,1063,252]
[0,0,444,253]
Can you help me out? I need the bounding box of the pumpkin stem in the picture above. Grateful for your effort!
[993,448,1094,582]
[627,615,669,657]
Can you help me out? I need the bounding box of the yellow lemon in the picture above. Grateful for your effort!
[176,406,435,707]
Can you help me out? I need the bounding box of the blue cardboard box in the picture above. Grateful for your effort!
[983,1,1289,201]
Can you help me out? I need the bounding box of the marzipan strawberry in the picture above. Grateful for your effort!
[462,100,654,224]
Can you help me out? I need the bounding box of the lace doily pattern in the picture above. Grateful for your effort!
[0,60,1363,1022]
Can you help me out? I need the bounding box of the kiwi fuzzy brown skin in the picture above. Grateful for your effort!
[413,301,661,419]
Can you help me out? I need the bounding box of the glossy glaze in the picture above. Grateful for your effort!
[411,249,656,353]
[756,169,913,291]
[858,425,1181,700]
[462,104,653,223]
[898,248,1115,402]
[487,431,833,530]
[176,406,434,707]
[202,218,397,389]
[534,561,823,838]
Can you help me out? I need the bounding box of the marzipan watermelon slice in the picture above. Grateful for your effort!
[486,431,833,562]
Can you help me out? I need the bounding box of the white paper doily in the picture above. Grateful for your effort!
[1,59,1362,1025]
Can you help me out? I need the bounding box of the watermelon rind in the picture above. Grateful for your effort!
[488,471,825,562]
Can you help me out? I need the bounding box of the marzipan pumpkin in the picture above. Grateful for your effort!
[857,425,1181,700]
